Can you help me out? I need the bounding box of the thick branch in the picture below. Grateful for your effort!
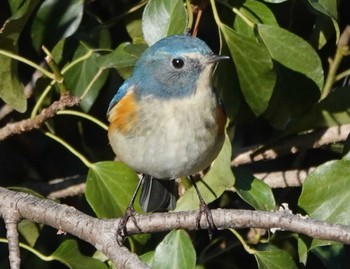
[1,187,350,269]
[232,124,350,167]
[254,167,315,188]
[3,209,21,269]
[0,93,80,140]
[0,187,148,269]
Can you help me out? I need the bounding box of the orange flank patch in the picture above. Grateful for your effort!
[108,92,138,134]
[216,105,227,135]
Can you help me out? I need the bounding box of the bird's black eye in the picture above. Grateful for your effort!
[172,58,184,69]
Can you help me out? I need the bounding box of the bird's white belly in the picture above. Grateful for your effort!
[108,92,224,178]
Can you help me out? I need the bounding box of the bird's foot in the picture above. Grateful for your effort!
[196,199,216,240]
[116,204,141,245]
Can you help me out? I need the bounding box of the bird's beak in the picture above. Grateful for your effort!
[206,54,230,64]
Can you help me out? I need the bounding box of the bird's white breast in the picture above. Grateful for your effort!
[108,74,225,178]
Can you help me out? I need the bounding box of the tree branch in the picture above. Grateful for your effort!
[0,93,80,141]
[232,124,350,167]
[0,187,148,269]
[1,187,350,269]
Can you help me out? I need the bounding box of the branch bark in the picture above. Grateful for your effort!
[0,93,80,140]
[231,124,350,167]
[1,187,350,269]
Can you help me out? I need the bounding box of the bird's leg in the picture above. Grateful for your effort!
[117,175,144,245]
[189,175,216,239]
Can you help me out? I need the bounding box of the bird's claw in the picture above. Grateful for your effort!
[196,200,216,240]
[116,205,141,246]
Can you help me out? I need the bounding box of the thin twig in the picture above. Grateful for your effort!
[320,25,350,100]
[0,93,80,141]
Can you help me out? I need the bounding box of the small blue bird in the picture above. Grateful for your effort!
[107,34,227,218]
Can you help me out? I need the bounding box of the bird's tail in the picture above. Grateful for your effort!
[140,175,177,212]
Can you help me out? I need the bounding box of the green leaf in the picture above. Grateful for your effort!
[0,0,41,112]
[307,0,338,20]
[18,220,42,247]
[0,56,25,112]
[51,239,108,269]
[220,24,276,116]
[97,42,147,79]
[149,230,196,269]
[299,159,350,223]
[234,168,275,211]
[262,0,288,2]
[263,62,320,130]
[140,251,155,265]
[85,161,140,218]
[234,0,278,38]
[125,9,145,44]
[310,16,336,49]
[64,44,109,112]
[142,0,187,45]
[285,86,350,135]
[298,160,350,249]
[176,135,235,211]
[254,245,298,269]
[312,244,349,269]
[257,24,324,91]
[31,0,83,50]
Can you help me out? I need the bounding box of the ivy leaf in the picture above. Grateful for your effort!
[254,244,298,269]
[31,0,83,50]
[51,240,108,269]
[142,0,187,45]
[0,0,40,112]
[257,24,324,91]
[220,24,276,116]
[298,160,350,251]
[234,168,276,211]
[147,230,196,269]
[85,161,140,218]
[64,44,109,112]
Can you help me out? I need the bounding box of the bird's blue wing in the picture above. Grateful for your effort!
[106,81,132,117]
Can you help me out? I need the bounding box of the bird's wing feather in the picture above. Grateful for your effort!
[106,81,133,117]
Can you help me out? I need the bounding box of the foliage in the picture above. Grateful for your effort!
[0,0,350,268]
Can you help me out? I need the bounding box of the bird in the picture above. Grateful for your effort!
[107,34,228,239]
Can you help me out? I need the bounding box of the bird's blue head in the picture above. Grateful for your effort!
[129,35,228,99]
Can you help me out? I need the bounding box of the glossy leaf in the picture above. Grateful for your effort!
[125,9,145,44]
[0,56,25,112]
[258,24,324,91]
[234,168,275,211]
[64,45,109,112]
[262,0,288,3]
[310,16,336,49]
[254,245,298,269]
[299,159,350,223]
[307,0,338,20]
[298,160,350,249]
[263,61,321,130]
[18,220,41,247]
[176,136,235,211]
[31,0,83,50]
[142,0,187,45]
[312,244,349,268]
[234,0,278,38]
[51,240,108,269]
[0,0,40,112]
[285,86,350,135]
[148,230,196,269]
[85,161,140,218]
[221,24,276,116]
[97,42,147,79]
